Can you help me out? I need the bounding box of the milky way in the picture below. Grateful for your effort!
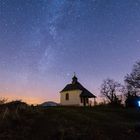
[0,0,140,103]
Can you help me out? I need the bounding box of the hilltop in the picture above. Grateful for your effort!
[0,106,140,140]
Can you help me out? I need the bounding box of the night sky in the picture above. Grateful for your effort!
[0,0,140,104]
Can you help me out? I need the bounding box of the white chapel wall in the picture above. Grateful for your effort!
[60,90,82,106]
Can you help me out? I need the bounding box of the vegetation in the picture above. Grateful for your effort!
[100,60,140,107]
[0,104,140,140]
[125,61,140,92]
[0,97,7,105]
[100,79,123,106]
[123,61,140,107]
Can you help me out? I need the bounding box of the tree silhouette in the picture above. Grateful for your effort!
[125,61,140,96]
[124,61,140,107]
[0,97,7,105]
[100,78,122,105]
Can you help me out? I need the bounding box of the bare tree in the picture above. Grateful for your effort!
[124,61,140,107]
[125,61,140,96]
[0,97,7,105]
[100,78,122,105]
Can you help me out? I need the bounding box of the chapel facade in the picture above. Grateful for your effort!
[60,75,96,106]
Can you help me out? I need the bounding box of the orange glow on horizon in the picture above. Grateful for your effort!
[0,93,60,105]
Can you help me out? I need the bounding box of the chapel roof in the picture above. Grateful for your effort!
[60,75,96,98]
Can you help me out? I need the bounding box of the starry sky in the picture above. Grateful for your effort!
[0,0,140,104]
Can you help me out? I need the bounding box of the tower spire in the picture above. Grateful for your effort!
[72,72,78,84]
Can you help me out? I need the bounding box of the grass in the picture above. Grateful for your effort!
[0,106,140,140]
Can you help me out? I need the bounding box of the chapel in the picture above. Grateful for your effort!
[60,75,96,106]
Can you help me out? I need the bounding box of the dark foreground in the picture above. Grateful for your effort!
[0,106,140,140]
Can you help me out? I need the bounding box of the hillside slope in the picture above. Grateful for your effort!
[0,106,140,140]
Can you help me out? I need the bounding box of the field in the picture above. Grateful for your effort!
[0,106,140,140]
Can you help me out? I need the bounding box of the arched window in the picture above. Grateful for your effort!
[66,93,69,100]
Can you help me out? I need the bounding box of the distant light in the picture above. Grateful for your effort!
[138,101,140,107]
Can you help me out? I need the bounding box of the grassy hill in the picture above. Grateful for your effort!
[0,106,140,140]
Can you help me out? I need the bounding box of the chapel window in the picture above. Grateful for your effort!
[66,93,69,100]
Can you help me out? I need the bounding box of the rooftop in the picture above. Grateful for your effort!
[60,75,96,98]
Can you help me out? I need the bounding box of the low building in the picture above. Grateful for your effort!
[60,75,96,106]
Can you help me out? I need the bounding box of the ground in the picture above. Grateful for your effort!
[0,106,140,140]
